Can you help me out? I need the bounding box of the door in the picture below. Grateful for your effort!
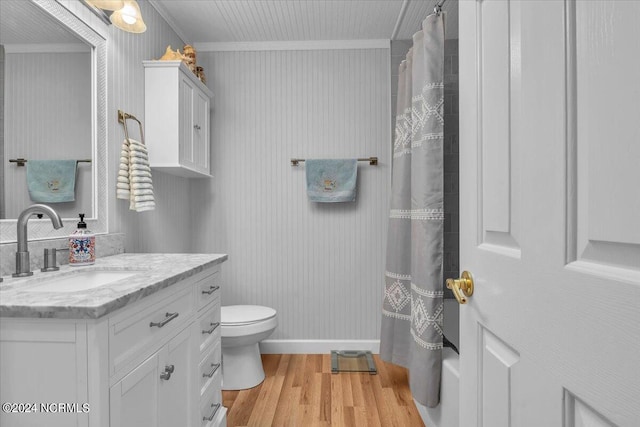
[159,326,197,427]
[459,1,640,426]
[110,351,161,427]
[179,76,196,169]
[193,90,210,174]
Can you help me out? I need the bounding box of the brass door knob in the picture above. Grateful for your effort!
[446,271,474,304]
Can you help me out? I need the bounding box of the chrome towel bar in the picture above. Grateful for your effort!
[291,157,378,166]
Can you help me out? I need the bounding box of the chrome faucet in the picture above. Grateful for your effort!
[13,204,64,277]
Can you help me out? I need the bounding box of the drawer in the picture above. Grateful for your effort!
[200,378,223,427]
[109,285,194,374]
[199,342,221,396]
[199,304,221,353]
[196,269,221,312]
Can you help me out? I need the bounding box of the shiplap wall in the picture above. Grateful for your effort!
[3,51,92,218]
[105,1,195,252]
[192,48,390,344]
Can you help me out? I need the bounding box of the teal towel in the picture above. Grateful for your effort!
[26,160,78,203]
[305,159,358,202]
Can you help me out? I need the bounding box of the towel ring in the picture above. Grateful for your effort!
[118,110,145,145]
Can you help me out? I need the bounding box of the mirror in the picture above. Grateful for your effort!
[0,0,107,242]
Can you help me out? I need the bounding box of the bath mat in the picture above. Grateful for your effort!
[330,350,377,374]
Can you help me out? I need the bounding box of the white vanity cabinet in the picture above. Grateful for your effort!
[143,60,213,178]
[0,263,226,427]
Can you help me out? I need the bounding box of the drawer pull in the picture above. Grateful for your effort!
[201,285,219,295]
[202,322,220,335]
[203,403,221,422]
[149,312,179,328]
[160,364,175,381]
[203,362,220,378]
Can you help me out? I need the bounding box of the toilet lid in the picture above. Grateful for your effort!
[222,305,277,326]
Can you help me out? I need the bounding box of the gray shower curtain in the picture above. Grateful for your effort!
[380,13,444,408]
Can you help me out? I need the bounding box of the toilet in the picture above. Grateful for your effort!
[221,305,277,390]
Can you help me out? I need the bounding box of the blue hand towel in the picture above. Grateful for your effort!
[305,159,358,202]
[26,160,78,203]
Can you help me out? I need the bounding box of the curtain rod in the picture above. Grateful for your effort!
[291,157,378,166]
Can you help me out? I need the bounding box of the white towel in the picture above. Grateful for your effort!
[132,183,154,190]
[131,176,153,184]
[116,138,156,212]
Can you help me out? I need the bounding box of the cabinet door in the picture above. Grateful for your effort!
[0,323,88,427]
[179,76,195,170]
[159,326,197,427]
[110,351,161,427]
[193,89,210,174]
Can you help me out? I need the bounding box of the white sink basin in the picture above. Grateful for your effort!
[27,270,142,292]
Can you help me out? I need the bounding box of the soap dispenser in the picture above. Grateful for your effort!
[69,214,95,266]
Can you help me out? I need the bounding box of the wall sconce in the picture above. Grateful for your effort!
[84,0,147,33]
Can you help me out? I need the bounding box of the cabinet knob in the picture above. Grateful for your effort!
[160,364,175,380]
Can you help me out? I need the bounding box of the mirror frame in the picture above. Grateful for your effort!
[1,0,107,243]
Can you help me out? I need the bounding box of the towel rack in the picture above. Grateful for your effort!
[9,158,91,167]
[291,157,378,166]
[118,109,145,144]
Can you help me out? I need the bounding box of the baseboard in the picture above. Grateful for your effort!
[259,339,380,354]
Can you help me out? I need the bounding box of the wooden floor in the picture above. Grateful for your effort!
[222,354,425,427]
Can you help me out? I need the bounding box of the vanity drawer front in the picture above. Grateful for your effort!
[200,378,223,427]
[199,341,221,396]
[199,304,221,353]
[110,285,194,374]
[197,269,221,311]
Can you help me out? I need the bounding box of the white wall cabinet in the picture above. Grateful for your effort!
[0,265,225,427]
[144,60,214,178]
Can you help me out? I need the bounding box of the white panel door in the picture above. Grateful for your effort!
[179,76,196,169]
[193,89,210,174]
[459,1,640,426]
[159,326,197,427]
[110,351,161,427]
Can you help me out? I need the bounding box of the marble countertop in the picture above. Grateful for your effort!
[0,253,227,319]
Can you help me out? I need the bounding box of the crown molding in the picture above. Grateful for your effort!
[195,39,390,52]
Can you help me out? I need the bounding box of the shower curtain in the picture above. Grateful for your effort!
[380,12,444,408]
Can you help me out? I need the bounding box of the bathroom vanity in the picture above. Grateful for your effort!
[0,253,227,427]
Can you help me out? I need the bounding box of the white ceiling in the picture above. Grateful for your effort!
[0,0,86,45]
[150,0,458,44]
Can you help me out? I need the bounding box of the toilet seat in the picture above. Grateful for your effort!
[222,305,277,326]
